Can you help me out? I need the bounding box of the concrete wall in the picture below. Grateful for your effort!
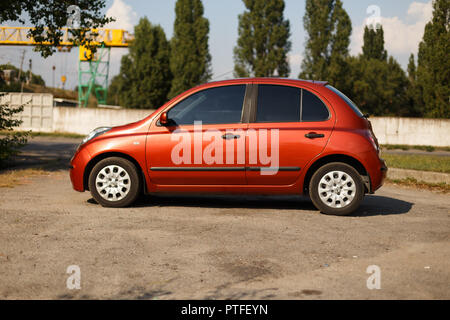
[2,93,54,132]
[370,117,450,147]
[53,107,154,135]
[51,109,450,147]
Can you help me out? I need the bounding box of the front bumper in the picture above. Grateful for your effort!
[69,147,91,192]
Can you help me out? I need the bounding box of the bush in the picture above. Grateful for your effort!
[0,96,28,167]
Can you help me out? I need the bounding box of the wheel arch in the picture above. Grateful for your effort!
[303,154,371,194]
[83,152,146,192]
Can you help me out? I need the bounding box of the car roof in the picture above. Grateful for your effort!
[204,77,328,87]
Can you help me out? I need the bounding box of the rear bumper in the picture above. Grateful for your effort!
[373,158,388,192]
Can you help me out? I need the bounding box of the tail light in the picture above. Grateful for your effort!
[367,121,380,155]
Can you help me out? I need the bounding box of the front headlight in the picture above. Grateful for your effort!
[81,127,112,145]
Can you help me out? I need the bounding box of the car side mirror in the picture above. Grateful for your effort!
[159,112,170,126]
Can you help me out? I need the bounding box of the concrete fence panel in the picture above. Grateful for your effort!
[1,92,54,132]
[370,117,450,147]
[52,107,154,135]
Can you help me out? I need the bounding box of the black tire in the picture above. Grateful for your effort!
[309,162,365,216]
[88,157,141,208]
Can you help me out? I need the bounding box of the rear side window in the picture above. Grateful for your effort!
[256,85,301,123]
[302,89,330,121]
[326,85,364,118]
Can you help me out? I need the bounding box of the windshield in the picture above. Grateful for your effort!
[326,85,365,118]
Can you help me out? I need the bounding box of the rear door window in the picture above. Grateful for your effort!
[256,85,301,123]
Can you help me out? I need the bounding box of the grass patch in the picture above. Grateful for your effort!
[382,144,450,152]
[0,130,84,139]
[0,168,50,188]
[382,153,450,173]
[387,178,449,194]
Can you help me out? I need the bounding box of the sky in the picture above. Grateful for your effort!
[0,0,434,91]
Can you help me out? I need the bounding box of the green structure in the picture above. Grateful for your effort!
[78,45,111,107]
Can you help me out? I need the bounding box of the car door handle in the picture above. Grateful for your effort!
[222,133,241,140]
[305,132,325,139]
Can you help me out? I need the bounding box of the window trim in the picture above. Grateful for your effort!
[158,84,251,127]
[250,84,331,124]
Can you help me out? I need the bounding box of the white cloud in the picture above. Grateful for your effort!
[288,53,303,66]
[105,0,138,32]
[351,1,433,57]
[288,53,302,78]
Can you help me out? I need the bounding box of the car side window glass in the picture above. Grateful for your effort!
[256,85,301,123]
[167,85,246,125]
[302,89,330,122]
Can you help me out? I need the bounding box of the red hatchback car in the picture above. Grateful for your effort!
[70,78,387,216]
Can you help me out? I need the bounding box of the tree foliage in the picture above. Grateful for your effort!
[234,0,291,78]
[416,0,449,118]
[0,96,28,166]
[346,56,409,117]
[362,26,387,61]
[300,0,351,91]
[0,0,113,58]
[169,0,212,98]
[108,18,172,109]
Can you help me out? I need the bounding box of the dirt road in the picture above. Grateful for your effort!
[0,168,449,299]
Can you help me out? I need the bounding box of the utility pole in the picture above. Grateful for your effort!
[52,65,56,88]
[18,49,25,92]
[28,59,32,85]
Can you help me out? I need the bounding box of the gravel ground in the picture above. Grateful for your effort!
[0,170,448,300]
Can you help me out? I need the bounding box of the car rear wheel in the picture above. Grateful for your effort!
[88,157,141,208]
[309,162,365,216]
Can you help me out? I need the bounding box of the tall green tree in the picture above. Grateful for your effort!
[416,0,449,118]
[406,54,423,117]
[234,0,291,78]
[300,0,351,90]
[111,18,172,109]
[345,23,409,116]
[169,0,212,98]
[362,26,387,61]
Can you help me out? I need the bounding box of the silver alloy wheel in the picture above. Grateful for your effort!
[318,170,356,208]
[95,165,131,202]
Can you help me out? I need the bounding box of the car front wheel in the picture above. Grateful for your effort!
[309,162,365,216]
[88,157,141,208]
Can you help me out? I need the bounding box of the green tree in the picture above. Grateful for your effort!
[0,0,113,58]
[169,0,212,98]
[416,0,449,118]
[234,0,291,78]
[0,64,46,89]
[111,18,172,109]
[362,26,387,61]
[346,56,409,116]
[300,0,351,90]
[406,54,423,117]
